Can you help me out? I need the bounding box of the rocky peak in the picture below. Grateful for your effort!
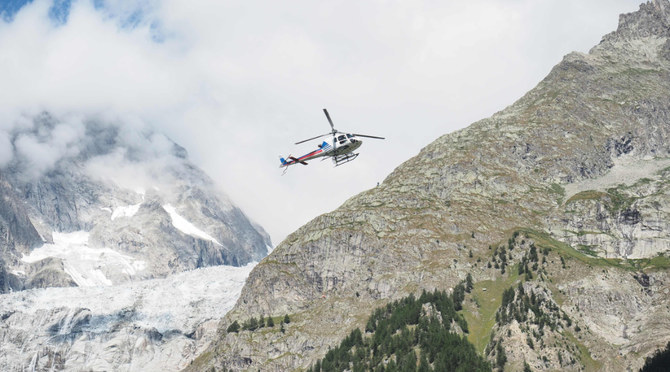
[600,0,670,43]
[0,113,271,292]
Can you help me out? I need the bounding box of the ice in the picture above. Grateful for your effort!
[162,204,223,246]
[0,263,257,371]
[21,231,144,286]
[111,203,141,220]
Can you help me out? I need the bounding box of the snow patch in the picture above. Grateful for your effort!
[111,203,141,220]
[21,231,145,287]
[564,155,670,197]
[162,204,222,246]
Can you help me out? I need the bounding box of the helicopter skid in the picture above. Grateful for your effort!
[333,152,359,166]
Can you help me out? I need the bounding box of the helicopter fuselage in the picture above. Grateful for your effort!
[279,134,362,167]
[279,108,384,169]
[331,134,362,155]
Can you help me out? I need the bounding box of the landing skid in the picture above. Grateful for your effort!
[333,153,359,166]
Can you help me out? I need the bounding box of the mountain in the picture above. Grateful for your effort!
[0,112,270,292]
[0,113,272,370]
[189,2,670,371]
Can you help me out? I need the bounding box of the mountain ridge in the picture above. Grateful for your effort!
[0,113,273,370]
[189,2,670,371]
[0,112,271,290]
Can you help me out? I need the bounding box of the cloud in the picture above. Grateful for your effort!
[1,109,185,194]
[0,0,641,243]
[0,130,11,167]
[84,145,179,195]
[11,114,85,178]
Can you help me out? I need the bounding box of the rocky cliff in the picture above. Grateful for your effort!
[190,2,670,371]
[0,113,271,291]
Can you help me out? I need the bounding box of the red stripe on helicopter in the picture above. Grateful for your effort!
[297,149,323,160]
[284,149,323,166]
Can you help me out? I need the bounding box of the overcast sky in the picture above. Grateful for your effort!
[0,0,642,245]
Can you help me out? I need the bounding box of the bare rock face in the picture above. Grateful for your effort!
[0,114,270,291]
[550,164,670,258]
[0,176,44,292]
[189,2,670,371]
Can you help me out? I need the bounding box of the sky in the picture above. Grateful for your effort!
[0,0,642,245]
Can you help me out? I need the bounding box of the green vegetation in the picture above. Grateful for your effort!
[226,320,240,333]
[493,283,569,334]
[517,228,670,273]
[563,186,639,215]
[308,290,490,372]
[604,186,636,213]
[463,272,520,354]
[495,342,507,370]
[577,244,599,257]
[565,190,607,205]
[564,332,601,371]
[523,360,532,372]
[549,183,566,204]
[226,314,289,333]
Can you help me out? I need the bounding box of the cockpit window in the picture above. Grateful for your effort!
[338,135,346,141]
[346,134,353,138]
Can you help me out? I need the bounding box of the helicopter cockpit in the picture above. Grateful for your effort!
[337,134,358,145]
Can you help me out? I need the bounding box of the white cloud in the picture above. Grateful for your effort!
[12,114,85,178]
[0,0,642,244]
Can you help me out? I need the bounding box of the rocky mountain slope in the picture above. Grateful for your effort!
[190,1,670,371]
[0,113,270,292]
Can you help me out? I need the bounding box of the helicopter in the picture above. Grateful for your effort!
[279,109,385,170]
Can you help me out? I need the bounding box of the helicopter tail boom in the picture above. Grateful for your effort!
[289,156,308,165]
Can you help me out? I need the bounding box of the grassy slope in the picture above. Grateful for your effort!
[463,271,521,354]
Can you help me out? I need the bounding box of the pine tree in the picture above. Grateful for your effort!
[226,320,240,333]
[244,317,258,331]
[466,273,474,293]
[284,314,291,324]
[453,283,465,310]
[496,342,507,370]
[523,360,532,372]
[418,352,430,372]
[267,315,275,327]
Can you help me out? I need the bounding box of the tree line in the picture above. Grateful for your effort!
[308,289,490,372]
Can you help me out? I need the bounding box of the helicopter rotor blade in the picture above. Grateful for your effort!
[323,108,336,132]
[295,132,332,145]
[352,133,385,140]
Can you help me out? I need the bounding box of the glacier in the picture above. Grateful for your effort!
[21,231,146,287]
[0,262,256,371]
